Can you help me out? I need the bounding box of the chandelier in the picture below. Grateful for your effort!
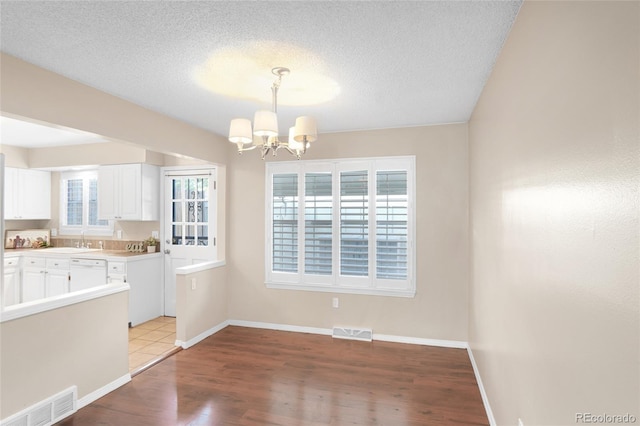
[228,67,318,160]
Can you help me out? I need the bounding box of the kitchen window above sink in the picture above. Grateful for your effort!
[59,170,113,236]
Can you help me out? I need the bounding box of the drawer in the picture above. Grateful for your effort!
[46,258,70,270]
[108,262,126,274]
[3,257,20,267]
[23,257,46,268]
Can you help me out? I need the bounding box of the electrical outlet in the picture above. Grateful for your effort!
[332,297,339,308]
[191,278,197,290]
[51,228,57,237]
[152,230,159,239]
[518,418,524,426]
[116,230,123,239]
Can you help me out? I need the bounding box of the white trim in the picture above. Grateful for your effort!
[176,320,229,349]
[467,345,496,426]
[228,319,333,336]
[374,333,468,349]
[175,259,226,275]
[0,283,129,323]
[227,320,467,350]
[77,373,131,410]
[265,281,416,298]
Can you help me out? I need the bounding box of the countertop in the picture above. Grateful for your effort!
[4,248,162,261]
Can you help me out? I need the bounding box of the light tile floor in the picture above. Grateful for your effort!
[129,316,177,373]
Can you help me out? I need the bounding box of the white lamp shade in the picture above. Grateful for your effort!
[228,118,253,144]
[253,110,278,137]
[293,116,317,143]
[288,126,303,150]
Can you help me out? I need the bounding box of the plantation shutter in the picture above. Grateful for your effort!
[272,174,298,272]
[304,173,333,275]
[340,170,369,276]
[376,170,408,279]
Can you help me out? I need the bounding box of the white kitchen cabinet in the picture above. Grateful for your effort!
[113,255,162,327]
[21,257,71,302]
[98,164,159,221]
[22,257,47,303]
[46,258,70,297]
[4,167,51,220]
[3,257,21,306]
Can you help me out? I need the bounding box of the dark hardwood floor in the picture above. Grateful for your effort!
[57,326,488,425]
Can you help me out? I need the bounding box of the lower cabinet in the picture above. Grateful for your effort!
[5,253,161,321]
[113,256,162,327]
[3,257,21,306]
[46,258,70,297]
[22,258,46,303]
[21,257,71,302]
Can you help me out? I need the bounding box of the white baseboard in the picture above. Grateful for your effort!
[228,320,467,349]
[466,345,496,426]
[77,373,131,410]
[228,319,332,336]
[177,320,229,349]
[374,333,467,349]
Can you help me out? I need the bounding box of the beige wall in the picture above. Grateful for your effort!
[0,290,130,417]
[227,124,470,341]
[176,266,228,344]
[0,53,229,164]
[468,1,639,424]
[0,145,29,168]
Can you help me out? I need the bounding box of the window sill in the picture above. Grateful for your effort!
[265,281,416,298]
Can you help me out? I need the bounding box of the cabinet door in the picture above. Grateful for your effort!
[118,164,142,220]
[4,167,18,219]
[47,270,70,297]
[19,169,51,219]
[22,268,46,302]
[3,168,51,219]
[3,268,21,306]
[98,166,119,219]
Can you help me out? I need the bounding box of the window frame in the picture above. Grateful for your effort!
[59,170,114,237]
[265,156,416,298]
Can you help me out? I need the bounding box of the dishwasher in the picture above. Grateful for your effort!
[69,258,108,292]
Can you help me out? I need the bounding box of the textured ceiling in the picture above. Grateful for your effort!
[0,1,522,140]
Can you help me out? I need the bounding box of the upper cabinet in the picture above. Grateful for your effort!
[4,167,51,220]
[98,164,159,221]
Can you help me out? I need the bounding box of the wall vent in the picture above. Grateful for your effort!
[1,386,76,426]
[332,327,373,342]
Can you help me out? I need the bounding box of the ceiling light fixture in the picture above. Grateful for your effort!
[228,67,317,160]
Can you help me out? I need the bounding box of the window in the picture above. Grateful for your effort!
[170,176,211,246]
[60,171,113,236]
[266,157,415,297]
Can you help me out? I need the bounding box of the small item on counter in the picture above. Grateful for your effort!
[126,243,145,253]
[32,236,50,248]
[143,236,158,253]
[5,229,52,249]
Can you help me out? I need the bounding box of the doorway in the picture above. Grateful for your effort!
[162,168,217,316]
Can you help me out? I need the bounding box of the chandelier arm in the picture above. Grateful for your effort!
[260,145,271,160]
[236,143,259,154]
